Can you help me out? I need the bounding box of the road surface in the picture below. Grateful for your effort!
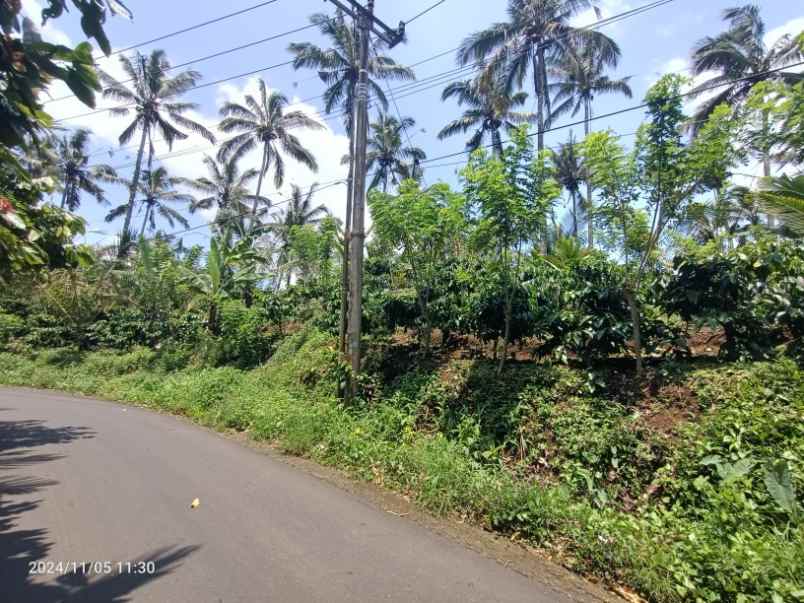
[1,387,614,602]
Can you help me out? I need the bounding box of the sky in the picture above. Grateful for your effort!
[24,0,804,247]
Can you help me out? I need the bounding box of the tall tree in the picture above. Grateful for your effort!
[549,42,631,247]
[458,0,618,152]
[288,11,415,354]
[553,132,584,239]
[582,76,739,376]
[463,126,560,373]
[102,50,215,251]
[367,112,427,192]
[54,129,117,211]
[185,155,271,237]
[438,74,534,156]
[369,181,467,351]
[107,166,195,238]
[683,185,759,249]
[218,78,323,233]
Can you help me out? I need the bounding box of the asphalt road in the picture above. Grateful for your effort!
[1,387,612,603]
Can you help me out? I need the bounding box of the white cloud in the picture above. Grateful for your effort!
[572,0,631,30]
[764,17,804,48]
[645,56,690,85]
[22,0,72,47]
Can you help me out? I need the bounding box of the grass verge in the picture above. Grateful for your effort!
[1,329,802,603]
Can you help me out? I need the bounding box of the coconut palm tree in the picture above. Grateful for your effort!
[184,155,271,237]
[549,43,631,247]
[272,183,330,286]
[458,0,619,151]
[218,79,323,233]
[438,74,534,156]
[553,132,584,239]
[367,113,427,192]
[275,183,330,231]
[691,4,802,147]
[102,50,215,250]
[54,129,118,211]
[288,11,416,135]
[106,166,195,238]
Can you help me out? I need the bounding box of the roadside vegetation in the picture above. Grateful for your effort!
[1,1,803,602]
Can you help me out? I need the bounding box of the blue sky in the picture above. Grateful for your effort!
[27,0,804,246]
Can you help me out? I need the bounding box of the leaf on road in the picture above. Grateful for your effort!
[190,498,200,509]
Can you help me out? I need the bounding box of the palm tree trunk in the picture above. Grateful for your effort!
[60,180,71,210]
[571,191,578,239]
[119,126,149,257]
[252,146,269,233]
[492,128,503,157]
[762,110,774,229]
[585,98,594,249]
[139,204,151,239]
[208,302,219,335]
[534,49,546,153]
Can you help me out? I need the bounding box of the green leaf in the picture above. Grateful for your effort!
[65,69,97,108]
[701,455,722,466]
[1,210,26,230]
[763,460,798,516]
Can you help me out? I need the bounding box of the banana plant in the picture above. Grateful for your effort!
[180,237,259,334]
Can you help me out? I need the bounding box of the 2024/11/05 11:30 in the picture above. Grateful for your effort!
[27,561,157,576]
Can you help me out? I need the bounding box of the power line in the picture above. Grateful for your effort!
[370,38,428,186]
[419,60,804,167]
[55,0,674,124]
[76,0,682,175]
[405,0,447,25]
[84,60,481,161]
[45,21,319,106]
[110,0,283,58]
[54,59,296,123]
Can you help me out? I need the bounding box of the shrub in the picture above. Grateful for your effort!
[0,311,26,344]
[664,239,804,360]
[532,255,632,361]
[23,313,74,349]
[216,300,279,368]
[89,309,170,350]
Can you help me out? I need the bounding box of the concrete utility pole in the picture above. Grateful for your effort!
[325,0,404,397]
